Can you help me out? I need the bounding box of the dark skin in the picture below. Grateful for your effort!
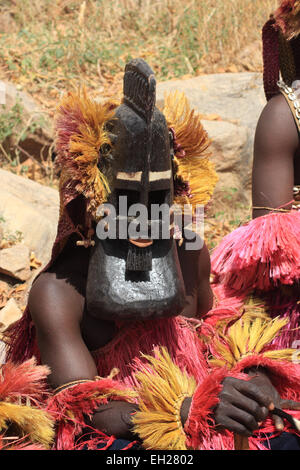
[29,233,300,442]
[252,93,300,219]
[253,92,300,297]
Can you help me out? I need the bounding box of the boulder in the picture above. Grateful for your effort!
[202,120,250,204]
[0,80,53,161]
[0,244,31,282]
[157,73,266,206]
[0,169,59,266]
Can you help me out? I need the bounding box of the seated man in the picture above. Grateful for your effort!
[5,59,300,450]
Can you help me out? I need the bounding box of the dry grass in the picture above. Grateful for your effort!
[0,0,278,111]
[0,0,279,251]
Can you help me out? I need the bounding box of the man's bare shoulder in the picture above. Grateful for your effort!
[28,270,85,332]
[255,93,299,154]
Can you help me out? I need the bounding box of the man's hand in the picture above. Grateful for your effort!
[214,374,300,437]
[246,368,300,431]
[214,377,271,437]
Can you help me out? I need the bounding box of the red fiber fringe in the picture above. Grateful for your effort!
[93,317,209,389]
[46,378,134,450]
[184,368,229,449]
[211,211,300,293]
[0,358,50,404]
[262,18,280,101]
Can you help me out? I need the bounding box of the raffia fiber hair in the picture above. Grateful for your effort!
[263,0,300,100]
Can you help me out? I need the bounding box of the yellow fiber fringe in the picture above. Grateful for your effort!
[210,316,294,369]
[132,347,197,450]
[163,91,218,210]
[0,401,55,449]
[56,88,118,220]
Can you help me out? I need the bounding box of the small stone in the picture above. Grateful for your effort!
[0,298,23,331]
[0,244,31,281]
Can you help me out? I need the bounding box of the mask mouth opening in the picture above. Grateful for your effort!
[126,242,152,272]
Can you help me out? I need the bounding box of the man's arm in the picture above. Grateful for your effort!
[29,272,98,388]
[177,234,213,318]
[29,272,138,440]
[252,93,298,218]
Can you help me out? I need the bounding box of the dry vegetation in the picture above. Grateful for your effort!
[0,0,278,109]
[0,0,279,252]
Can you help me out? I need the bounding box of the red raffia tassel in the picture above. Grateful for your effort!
[46,378,137,450]
[263,290,300,348]
[201,283,248,333]
[0,358,50,404]
[211,211,300,293]
[0,359,55,449]
[0,436,47,451]
[93,317,209,389]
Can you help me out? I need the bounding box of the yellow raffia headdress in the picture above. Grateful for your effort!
[55,88,117,220]
[163,90,218,214]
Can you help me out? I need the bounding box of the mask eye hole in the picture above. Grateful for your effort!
[116,189,140,212]
[148,190,170,217]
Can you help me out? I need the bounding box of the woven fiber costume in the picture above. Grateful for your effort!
[210,1,300,352]
[3,59,300,450]
[0,359,54,450]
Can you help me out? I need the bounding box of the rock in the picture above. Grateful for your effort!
[0,80,53,161]
[157,73,266,206]
[0,244,31,281]
[0,298,23,331]
[202,120,250,204]
[0,169,59,265]
[157,72,265,128]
